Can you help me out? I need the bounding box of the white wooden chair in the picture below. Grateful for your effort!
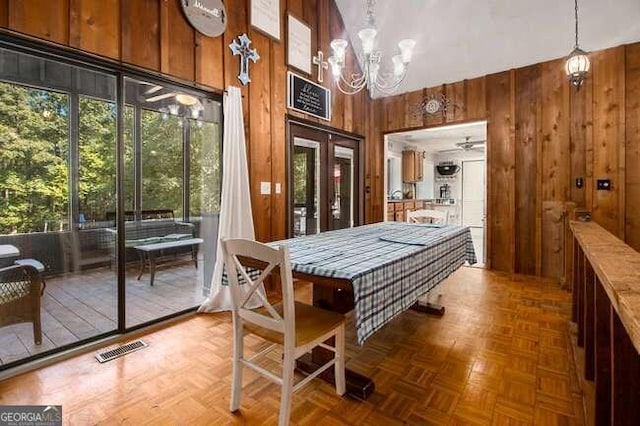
[222,238,346,426]
[406,210,448,302]
[406,209,449,225]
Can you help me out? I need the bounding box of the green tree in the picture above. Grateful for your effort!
[190,120,221,216]
[78,97,117,222]
[0,83,69,234]
[0,80,221,234]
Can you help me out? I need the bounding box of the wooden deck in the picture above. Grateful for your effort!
[0,258,205,366]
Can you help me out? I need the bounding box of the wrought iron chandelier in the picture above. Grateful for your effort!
[565,0,590,89]
[327,0,416,97]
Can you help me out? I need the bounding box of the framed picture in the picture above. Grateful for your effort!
[287,14,311,75]
[250,0,281,41]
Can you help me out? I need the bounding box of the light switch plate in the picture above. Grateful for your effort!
[275,183,281,194]
[260,181,271,195]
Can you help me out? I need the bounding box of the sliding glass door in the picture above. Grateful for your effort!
[0,46,118,367]
[123,77,221,327]
[0,41,222,371]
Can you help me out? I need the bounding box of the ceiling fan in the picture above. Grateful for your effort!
[439,136,485,154]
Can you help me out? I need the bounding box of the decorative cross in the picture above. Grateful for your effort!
[313,50,329,83]
[229,33,260,86]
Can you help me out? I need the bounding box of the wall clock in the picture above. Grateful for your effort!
[418,94,449,117]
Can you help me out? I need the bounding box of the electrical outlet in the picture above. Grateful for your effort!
[275,183,281,194]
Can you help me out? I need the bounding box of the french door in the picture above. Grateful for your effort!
[288,122,362,237]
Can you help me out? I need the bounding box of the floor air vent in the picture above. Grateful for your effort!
[95,340,148,363]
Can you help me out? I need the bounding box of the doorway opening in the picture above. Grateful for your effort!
[384,121,487,267]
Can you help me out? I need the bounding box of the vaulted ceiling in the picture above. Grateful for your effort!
[334,0,640,98]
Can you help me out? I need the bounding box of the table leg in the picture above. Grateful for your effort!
[410,301,446,316]
[149,252,157,286]
[295,284,375,401]
[137,251,146,280]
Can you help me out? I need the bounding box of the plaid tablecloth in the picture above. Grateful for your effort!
[271,222,476,345]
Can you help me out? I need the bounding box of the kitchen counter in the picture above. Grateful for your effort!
[387,199,460,224]
[388,199,456,204]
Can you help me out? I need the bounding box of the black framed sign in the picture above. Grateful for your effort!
[287,72,331,121]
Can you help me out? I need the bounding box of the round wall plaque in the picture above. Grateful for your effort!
[181,0,227,37]
[418,93,450,117]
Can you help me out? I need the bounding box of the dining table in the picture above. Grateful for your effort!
[269,221,477,400]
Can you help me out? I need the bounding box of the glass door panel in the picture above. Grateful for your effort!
[293,138,321,237]
[123,77,221,328]
[331,146,355,230]
[189,118,222,308]
[288,123,361,237]
[0,47,118,369]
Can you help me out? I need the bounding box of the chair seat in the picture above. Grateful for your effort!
[245,301,345,347]
[14,258,45,272]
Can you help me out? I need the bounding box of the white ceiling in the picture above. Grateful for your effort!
[387,121,487,154]
[334,0,640,98]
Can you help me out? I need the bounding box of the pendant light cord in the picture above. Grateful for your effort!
[365,0,376,28]
[574,0,580,48]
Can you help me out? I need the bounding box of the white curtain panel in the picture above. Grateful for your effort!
[198,86,265,312]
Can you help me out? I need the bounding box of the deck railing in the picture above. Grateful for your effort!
[569,220,640,426]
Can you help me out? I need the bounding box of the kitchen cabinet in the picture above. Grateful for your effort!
[387,200,426,222]
[402,151,423,183]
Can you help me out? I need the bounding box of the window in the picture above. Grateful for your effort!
[0,82,70,234]
[0,43,222,371]
[78,97,116,224]
[140,110,184,216]
[190,119,221,218]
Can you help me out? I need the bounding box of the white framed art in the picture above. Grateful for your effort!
[250,0,281,41]
[287,14,311,75]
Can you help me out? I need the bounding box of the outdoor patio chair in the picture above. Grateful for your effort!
[0,264,43,345]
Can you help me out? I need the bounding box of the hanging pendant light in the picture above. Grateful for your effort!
[565,0,590,89]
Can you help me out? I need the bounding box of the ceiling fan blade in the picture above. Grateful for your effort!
[144,85,164,95]
[146,92,176,103]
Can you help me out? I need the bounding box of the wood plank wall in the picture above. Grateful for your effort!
[0,0,373,244]
[374,43,640,279]
[1,0,638,281]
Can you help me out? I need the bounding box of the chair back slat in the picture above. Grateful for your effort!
[231,256,281,320]
[222,238,295,342]
[406,209,449,225]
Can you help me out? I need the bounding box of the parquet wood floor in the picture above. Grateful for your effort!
[0,259,204,366]
[0,267,584,425]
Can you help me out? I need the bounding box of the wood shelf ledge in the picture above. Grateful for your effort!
[570,220,640,354]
